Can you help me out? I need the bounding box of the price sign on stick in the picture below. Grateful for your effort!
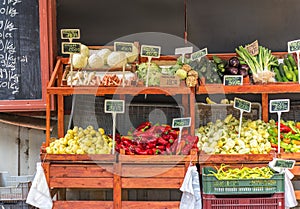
[61,29,80,40]
[223,75,243,86]
[114,42,134,87]
[191,48,208,61]
[61,42,81,54]
[141,45,161,88]
[175,46,193,63]
[61,29,81,88]
[288,39,300,84]
[172,117,191,143]
[234,97,251,139]
[105,100,125,154]
[270,99,290,154]
[114,41,134,53]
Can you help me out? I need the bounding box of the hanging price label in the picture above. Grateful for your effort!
[270,99,290,113]
[61,42,81,54]
[223,75,243,86]
[114,41,134,53]
[234,97,251,113]
[61,29,80,40]
[274,158,295,169]
[104,100,125,113]
[141,45,161,58]
[191,48,207,60]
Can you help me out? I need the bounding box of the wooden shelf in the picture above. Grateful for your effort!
[197,83,300,94]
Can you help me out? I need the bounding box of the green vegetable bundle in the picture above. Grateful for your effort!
[235,45,278,83]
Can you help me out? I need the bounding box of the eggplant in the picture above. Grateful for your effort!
[228,57,240,67]
[225,66,239,75]
[238,64,250,77]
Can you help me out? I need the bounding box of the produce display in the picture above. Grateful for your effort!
[196,114,272,154]
[207,164,274,180]
[46,126,113,154]
[268,119,300,152]
[274,54,298,82]
[115,122,199,155]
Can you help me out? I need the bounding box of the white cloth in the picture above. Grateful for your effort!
[180,165,202,209]
[26,162,53,209]
[269,158,298,208]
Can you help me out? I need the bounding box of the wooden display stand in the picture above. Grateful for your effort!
[43,57,196,208]
[43,54,300,208]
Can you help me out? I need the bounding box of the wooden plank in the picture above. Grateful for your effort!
[121,165,185,178]
[295,190,300,200]
[199,153,273,164]
[122,201,180,209]
[52,201,113,209]
[114,162,122,209]
[197,83,300,94]
[50,177,113,188]
[50,164,114,178]
[41,153,115,162]
[119,154,194,164]
[121,178,182,189]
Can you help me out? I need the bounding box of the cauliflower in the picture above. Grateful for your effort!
[88,54,104,69]
[72,53,88,69]
[96,48,112,64]
[107,51,127,68]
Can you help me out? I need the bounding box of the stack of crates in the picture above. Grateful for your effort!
[201,167,285,209]
[0,172,34,209]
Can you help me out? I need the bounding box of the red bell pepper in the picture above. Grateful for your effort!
[133,121,152,135]
[134,147,149,155]
[276,122,292,133]
[157,137,169,146]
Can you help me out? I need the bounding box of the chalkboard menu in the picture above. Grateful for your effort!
[0,0,41,101]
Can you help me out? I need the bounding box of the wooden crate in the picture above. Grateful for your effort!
[41,152,116,209]
[115,150,198,209]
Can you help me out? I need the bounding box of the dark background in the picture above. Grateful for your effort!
[56,0,300,53]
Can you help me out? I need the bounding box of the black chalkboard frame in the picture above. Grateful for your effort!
[0,0,53,111]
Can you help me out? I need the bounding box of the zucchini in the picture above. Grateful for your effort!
[278,63,289,82]
[284,57,293,72]
[287,54,298,71]
[273,67,283,82]
[283,64,294,81]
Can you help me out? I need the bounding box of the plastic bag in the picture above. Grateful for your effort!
[180,165,202,209]
[269,158,298,208]
[285,169,298,208]
[26,162,53,209]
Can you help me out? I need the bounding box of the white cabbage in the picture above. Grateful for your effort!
[72,53,88,69]
[96,48,112,64]
[88,54,104,69]
[125,45,139,63]
[80,44,90,57]
[107,51,127,68]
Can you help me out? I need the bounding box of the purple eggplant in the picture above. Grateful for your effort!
[225,66,239,75]
[238,64,250,77]
[228,57,240,67]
